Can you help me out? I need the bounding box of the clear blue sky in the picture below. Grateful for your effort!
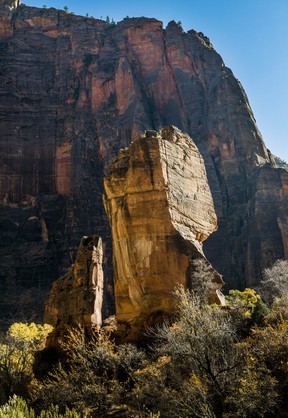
[25,0,288,162]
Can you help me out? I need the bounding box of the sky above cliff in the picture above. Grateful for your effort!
[25,0,288,162]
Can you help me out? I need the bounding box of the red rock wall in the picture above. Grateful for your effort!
[0,5,287,324]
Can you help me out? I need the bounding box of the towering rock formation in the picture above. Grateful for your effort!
[103,126,223,340]
[44,235,103,344]
[0,4,287,324]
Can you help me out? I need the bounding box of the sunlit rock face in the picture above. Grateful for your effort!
[103,126,223,341]
[44,235,103,346]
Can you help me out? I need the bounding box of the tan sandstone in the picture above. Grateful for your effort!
[44,235,103,345]
[103,126,223,341]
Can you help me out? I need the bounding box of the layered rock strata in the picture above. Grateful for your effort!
[0,4,287,324]
[44,235,103,344]
[103,126,223,341]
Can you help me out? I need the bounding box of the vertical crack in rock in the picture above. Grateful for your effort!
[103,126,223,341]
[44,235,103,346]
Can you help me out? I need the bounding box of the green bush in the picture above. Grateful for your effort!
[0,395,35,417]
[0,396,81,417]
[0,323,53,403]
[39,404,81,417]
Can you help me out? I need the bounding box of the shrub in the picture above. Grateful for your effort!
[34,326,146,416]
[0,396,81,417]
[258,259,288,305]
[0,323,53,404]
[0,395,35,417]
[226,288,269,335]
[143,287,242,416]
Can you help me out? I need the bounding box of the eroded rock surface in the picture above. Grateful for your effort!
[44,235,103,345]
[103,126,223,341]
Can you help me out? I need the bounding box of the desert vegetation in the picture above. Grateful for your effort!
[0,261,287,417]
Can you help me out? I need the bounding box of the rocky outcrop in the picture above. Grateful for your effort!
[0,5,287,324]
[103,126,223,341]
[44,235,103,345]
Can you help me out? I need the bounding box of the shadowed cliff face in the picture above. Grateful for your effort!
[0,5,287,324]
[245,166,288,287]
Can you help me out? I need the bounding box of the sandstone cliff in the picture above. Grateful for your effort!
[103,126,223,341]
[44,235,103,344]
[0,4,287,324]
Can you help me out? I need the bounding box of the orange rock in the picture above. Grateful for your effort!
[103,126,223,341]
